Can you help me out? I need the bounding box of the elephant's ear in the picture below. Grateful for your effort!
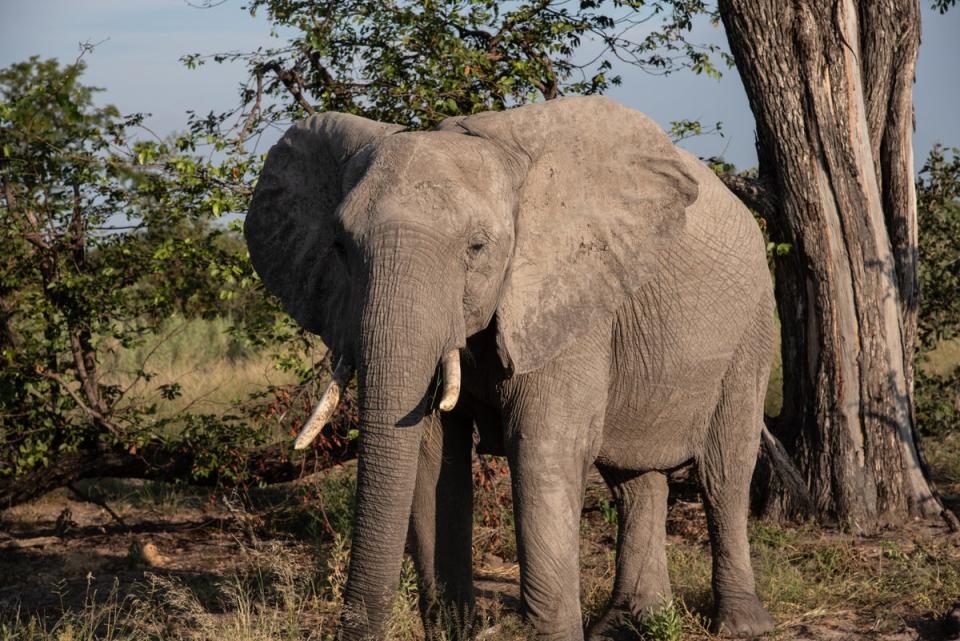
[445,97,698,374]
[244,113,404,345]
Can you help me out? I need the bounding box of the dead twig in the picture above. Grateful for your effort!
[67,481,128,530]
[235,68,264,144]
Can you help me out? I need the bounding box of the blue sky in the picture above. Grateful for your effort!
[1,0,958,170]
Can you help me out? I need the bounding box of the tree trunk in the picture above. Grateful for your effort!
[718,0,942,527]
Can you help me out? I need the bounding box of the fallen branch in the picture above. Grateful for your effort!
[68,481,128,529]
[0,432,357,511]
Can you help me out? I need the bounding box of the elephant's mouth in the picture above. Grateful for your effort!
[291,349,461,450]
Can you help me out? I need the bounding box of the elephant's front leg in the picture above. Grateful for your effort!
[407,411,476,638]
[499,333,610,641]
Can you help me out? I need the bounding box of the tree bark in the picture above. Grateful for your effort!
[719,0,942,527]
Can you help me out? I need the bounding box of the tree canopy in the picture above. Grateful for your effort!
[182,0,725,138]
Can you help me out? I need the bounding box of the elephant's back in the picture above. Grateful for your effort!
[674,148,769,288]
[666,149,770,335]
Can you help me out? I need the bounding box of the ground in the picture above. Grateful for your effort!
[2,439,959,641]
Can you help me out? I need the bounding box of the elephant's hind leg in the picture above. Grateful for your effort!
[697,337,774,638]
[587,469,671,641]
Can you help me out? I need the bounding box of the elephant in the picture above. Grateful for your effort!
[244,96,776,640]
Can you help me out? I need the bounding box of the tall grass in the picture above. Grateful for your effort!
[99,316,297,419]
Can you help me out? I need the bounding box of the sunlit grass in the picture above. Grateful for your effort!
[99,316,298,419]
[5,459,960,641]
[924,338,960,378]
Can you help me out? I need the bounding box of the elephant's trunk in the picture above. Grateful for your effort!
[340,249,459,639]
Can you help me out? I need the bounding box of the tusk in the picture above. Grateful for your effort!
[293,357,353,450]
[438,349,461,412]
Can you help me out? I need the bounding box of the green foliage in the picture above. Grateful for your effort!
[184,0,724,138]
[932,0,957,13]
[669,118,723,142]
[0,57,290,483]
[916,144,960,436]
[917,145,960,354]
[916,367,960,437]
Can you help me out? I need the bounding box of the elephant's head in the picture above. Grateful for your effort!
[244,96,697,638]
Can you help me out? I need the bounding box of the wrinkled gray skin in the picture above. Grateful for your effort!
[244,96,775,641]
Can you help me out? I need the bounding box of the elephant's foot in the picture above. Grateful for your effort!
[586,596,668,641]
[586,609,634,641]
[711,594,775,638]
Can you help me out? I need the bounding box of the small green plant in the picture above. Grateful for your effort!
[386,557,424,640]
[636,598,684,641]
[597,497,619,529]
[750,520,800,549]
[325,533,350,603]
[813,545,852,577]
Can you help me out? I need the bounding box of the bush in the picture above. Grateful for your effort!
[916,144,960,437]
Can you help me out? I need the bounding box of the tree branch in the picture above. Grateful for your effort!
[519,41,559,100]
[264,62,316,115]
[717,172,776,220]
[2,174,51,251]
[303,50,338,90]
[0,436,358,510]
[68,481,128,529]
[38,369,121,438]
[751,422,815,522]
[235,69,264,144]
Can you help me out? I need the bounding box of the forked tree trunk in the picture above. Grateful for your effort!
[719,0,942,527]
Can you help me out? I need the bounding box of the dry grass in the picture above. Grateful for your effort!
[1,544,327,641]
[924,338,960,378]
[99,317,298,419]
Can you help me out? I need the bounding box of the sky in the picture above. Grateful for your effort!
[1,0,958,171]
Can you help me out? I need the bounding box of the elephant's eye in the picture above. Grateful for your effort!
[466,232,491,267]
